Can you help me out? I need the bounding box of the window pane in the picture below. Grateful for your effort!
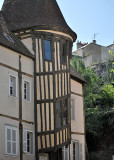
[56,112,61,128]
[12,142,16,154]
[7,129,11,141]
[56,101,61,111]
[12,130,16,141]
[63,111,67,125]
[7,142,11,153]
[44,40,51,60]
[24,81,30,101]
[10,76,16,96]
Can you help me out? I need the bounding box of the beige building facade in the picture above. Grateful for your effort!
[71,78,86,160]
[0,0,86,160]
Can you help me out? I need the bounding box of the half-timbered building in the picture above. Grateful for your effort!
[0,0,78,160]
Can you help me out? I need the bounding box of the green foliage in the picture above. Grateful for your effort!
[99,84,114,108]
[85,107,114,137]
[70,55,114,152]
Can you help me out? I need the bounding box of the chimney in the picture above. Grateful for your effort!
[93,40,96,44]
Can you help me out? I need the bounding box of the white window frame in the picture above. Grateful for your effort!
[9,74,17,97]
[23,130,34,155]
[62,145,69,160]
[71,140,79,160]
[71,96,76,120]
[5,125,18,156]
[23,79,31,102]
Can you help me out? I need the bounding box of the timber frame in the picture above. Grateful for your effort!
[15,30,73,159]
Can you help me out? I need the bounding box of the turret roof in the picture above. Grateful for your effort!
[0,12,34,58]
[2,0,77,41]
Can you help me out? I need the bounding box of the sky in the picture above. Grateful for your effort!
[0,0,114,51]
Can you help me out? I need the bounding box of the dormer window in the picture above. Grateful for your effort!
[44,40,51,61]
[3,33,15,43]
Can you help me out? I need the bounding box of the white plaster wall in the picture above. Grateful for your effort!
[0,66,19,118]
[0,46,19,69]
[71,79,85,160]
[71,95,84,133]
[0,46,35,159]
[71,79,83,95]
[21,38,34,55]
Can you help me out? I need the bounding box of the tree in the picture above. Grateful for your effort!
[70,55,114,155]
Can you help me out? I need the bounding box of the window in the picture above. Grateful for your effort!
[4,33,15,43]
[9,74,17,97]
[23,80,31,101]
[44,40,51,60]
[5,125,18,156]
[62,44,66,64]
[72,141,79,160]
[56,99,68,128]
[23,130,33,154]
[62,145,69,160]
[71,97,76,120]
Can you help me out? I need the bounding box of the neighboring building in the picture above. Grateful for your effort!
[73,41,114,76]
[70,67,86,160]
[0,1,90,160]
[62,66,86,160]
[0,12,35,160]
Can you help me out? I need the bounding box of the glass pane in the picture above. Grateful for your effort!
[27,145,30,152]
[12,130,16,141]
[12,142,16,154]
[61,44,66,64]
[63,111,67,125]
[56,112,61,128]
[7,142,11,153]
[73,143,75,150]
[65,151,68,160]
[7,129,11,140]
[62,150,65,160]
[56,101,61,111]
[44,40,51,60]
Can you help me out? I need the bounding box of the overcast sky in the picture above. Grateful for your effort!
[0,0,114,51]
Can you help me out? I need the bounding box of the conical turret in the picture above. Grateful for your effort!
[2,0,76,41]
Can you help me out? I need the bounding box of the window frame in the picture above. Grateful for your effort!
[4,33,15,43]
[23,130,34,155]
[9,74,17,97]
[5,125,18,156]
[23,79,31,102]
[44,39,52,61]
[71,140,79,160]
[62,145,69,160]
[56,98,68,128]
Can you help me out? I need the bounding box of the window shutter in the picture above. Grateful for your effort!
[65,147,69,160]
[79,143,82,160]
[23,130,27,152]
[12,129,16,155]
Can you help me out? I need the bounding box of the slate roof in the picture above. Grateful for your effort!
[70,66,86,84]
[0,12,34,58]
[2,0,77,42]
